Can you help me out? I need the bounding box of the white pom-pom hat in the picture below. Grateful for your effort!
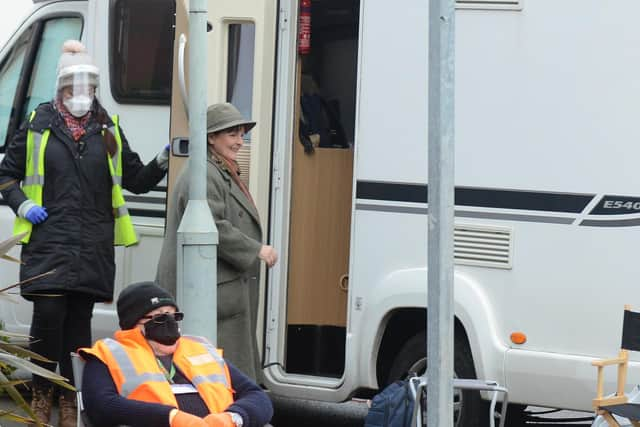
[56,39,99,90]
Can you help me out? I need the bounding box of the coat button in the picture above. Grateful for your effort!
[238,211,244,217]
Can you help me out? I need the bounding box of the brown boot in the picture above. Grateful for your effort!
[58,389,77,427]
[28,384,54,426]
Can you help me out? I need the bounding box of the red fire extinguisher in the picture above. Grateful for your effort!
[298,0,311,55]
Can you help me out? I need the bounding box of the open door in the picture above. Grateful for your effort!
[264,0,360,398]
[169,0,360,399]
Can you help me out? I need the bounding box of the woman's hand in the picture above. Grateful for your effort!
[259,245,278,268]
[25,205,48,224]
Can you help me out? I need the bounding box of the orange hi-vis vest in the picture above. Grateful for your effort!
[80,328,234,413]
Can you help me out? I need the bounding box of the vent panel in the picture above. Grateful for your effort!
[456,0,523,11]
[454,224,512,269]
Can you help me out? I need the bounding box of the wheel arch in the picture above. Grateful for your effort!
[375,307,474,386]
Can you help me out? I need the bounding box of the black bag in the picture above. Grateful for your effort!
[364,379,416,427]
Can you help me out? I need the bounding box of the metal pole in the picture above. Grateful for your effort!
[426,0,455,425]
[176,0,219,344]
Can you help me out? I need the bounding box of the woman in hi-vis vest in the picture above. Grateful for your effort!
[0,41,169,427]
[79,281,273,427]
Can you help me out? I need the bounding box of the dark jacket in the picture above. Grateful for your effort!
[0,102,166,301]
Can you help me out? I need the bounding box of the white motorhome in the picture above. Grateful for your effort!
[1,0,639,425]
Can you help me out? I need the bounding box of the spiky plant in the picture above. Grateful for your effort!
[0,233,73,426]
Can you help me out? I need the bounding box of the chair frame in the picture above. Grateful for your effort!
[70,352,87,427]
[592,305,640,427]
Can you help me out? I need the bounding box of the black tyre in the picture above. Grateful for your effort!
[386,332,486,427]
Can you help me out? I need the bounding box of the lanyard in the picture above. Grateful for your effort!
[156,358,176,384]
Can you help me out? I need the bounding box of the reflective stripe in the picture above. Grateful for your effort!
[23,175,44,186]
[103,338,166,397]
[23,131,45,186]
[106,125,120,172]
[191,373,229,388]
[30,131,43,178]
[114,205,128,218]
[182,336,226,367]
[113,176,122,186]
[181,335,228,387]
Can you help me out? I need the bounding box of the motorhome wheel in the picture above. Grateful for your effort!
[386,332,486,427]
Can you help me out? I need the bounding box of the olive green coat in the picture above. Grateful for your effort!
[156,157,262,379]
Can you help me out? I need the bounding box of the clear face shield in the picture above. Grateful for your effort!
[55,64,99,117]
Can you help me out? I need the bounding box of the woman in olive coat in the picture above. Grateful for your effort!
[157,103,277,380]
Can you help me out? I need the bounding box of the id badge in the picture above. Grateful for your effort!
[171,383,198,395]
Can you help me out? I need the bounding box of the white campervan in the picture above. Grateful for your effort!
[2,1,639,426]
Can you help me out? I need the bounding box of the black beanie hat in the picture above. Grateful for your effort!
[117,281,179,330]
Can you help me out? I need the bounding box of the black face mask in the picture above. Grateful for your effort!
[144,317,181,345]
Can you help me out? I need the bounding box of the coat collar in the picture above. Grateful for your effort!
[27,101,112,136]
[208,157,261,223]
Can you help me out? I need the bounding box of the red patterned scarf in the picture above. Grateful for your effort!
[55,99,91,141]
[211,150,256,210]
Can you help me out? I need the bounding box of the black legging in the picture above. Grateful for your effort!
[29,293,94,388]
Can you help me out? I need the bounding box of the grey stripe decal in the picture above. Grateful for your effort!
[124,195,166,204]
[580,218,640,227]
[456,210,575,224]
[112,175,122,186]
[356,203,426,215]
[356,203,575,224]
[103,338,166,397]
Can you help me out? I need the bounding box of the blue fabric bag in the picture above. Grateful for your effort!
[364,379,416,427]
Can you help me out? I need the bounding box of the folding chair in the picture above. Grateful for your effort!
[592,306,640,427]
[70,352,91,427]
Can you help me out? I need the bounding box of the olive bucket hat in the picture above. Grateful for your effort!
[206,102,256,134]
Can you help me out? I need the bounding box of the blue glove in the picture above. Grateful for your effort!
[25,206,48,224]
[165,143,170,151]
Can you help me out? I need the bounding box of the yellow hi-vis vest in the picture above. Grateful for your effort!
[13,112,138,246]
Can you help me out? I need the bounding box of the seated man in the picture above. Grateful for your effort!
[79,281,273,427]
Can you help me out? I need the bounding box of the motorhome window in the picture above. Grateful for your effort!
[0,30,30,148]
[226,22,255,142]
[109,0,175,104]
[298,0,359,149]
[23,17,82,119]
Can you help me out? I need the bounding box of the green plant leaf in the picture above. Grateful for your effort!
[0,378,27,387]
[0,353,68,382]
[0,370,42,426]
[0,410,45,425]
[0,330,30,339]
[0,343,53,362]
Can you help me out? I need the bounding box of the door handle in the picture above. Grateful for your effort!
[178,33,189,119]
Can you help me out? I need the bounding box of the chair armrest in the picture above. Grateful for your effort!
[593,357,626,367]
